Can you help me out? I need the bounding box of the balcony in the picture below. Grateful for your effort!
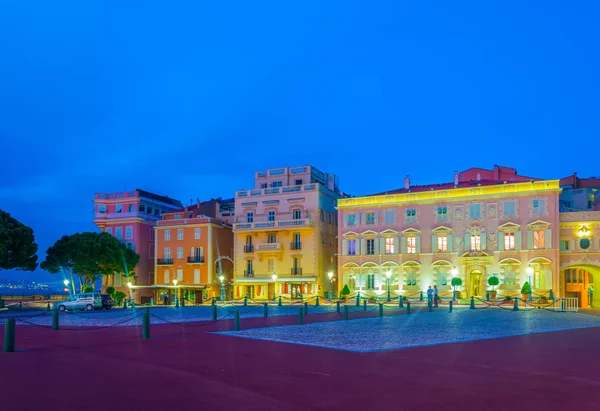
[94,212,152,220]
[236,184,317,198]
[157,258,173,265]
[244,270,254,277]
[187,256,205,264]
[243,245,254,253]
[256,243,283,252]
[233,218,314,231]
[291,268,303,275]
[290,242,302,251]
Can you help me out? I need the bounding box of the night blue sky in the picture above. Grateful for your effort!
[1,1,599,281]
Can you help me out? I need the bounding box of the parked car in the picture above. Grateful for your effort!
[100,294,114,310]
[55,293,102,311]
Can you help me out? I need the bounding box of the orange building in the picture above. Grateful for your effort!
[153,203,234,304]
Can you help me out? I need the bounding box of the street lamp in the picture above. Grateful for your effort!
[385,270,392,302]
[526,265,534,302]
[63,279,71,297]
[327,272,334,301]
[272,273,278,301]
[451,266,458,301]
[219,275,225,302]
[173,279,178,307]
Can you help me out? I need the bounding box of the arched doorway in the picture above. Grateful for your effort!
[469,270,483,297]
[560,265,600,308]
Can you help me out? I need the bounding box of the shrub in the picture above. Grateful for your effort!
[402,296,407,301]
[114,291,126,303]
[83,286,94,293]
[369,296,377,302]
[521,281,531,295]
[488,276,500,289]
[451,277,462,287]
[341,284,351,296]
[106,286,116,296]
[504,296,512,301]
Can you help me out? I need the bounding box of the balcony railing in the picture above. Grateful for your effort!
[291,268,303,275]
[157,258,173,265]
[244,270,254,277]
[94,212,154,219]
[187,256,205,263]
[290,242,302,251]
[256,243,283,252]
[243,245,254,253]
[236,184,317,198]
[233,218,313,231]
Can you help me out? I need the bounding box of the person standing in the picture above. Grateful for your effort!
[427,286,433,307]
[433,285,439,307]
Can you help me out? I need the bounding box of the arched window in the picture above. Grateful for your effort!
[128,204,134,212]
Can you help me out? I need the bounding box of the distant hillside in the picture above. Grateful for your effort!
[0,279,67,295]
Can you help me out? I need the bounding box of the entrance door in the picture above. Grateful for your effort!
[246,285,255,299]
[469,270,483,297]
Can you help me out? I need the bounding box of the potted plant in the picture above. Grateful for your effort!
[451,277,462,300]
[504,295,512,301]
[488,276,499,299]
[339,284,350,301]
[368,296,377,304]
[521,282,531,301]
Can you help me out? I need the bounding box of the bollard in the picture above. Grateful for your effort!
[4,319,15,353]
[399,296,404,308]
[124,300,128,309]
[142,308,150,339]
[300,293,303,302]
[428,300,432,312]
[47,302,51,311]
[549,290,554,300]
[211,297,215,306]
[212,304,218,321]
[150,298,154,307]
[278,296,282,307]
[181,298,185,307]
[344,304,349,320]
[234,311,240,331]
[513,297,519,311]
[304,302,308,315]
[420,291,423,301]
[336,301,341,313]
[52,309,60,330]
[243,295,248,307]
[263,303,269,318]
[175,298,179,308]
[315,296,320,307]
[406,302,411,314]
[486,291,490,301]
[19,302,23,311]
[0,299,4,309]
[363,300,367,311]
[131,300,136,309]
[470,296,475,309]
[356,294,360,307]
[449,300,453,312]
[298,307,304,325]
[378,303,383,318]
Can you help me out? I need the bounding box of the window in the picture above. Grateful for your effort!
[295,179,303,185]
[164,230,171,241]
[164,247,171,259]
[177,269,183,281]
[384,211,395,225]
[98,204,106,213]
[470,235,481,251]
[267,258,275,273]
[347,214,356,226]
[437,236,448,252]
[407,237,416,254]
[164,270,170,284]
[128,204,134,212]
[177,229,183,240]
[385,238,394,254]
[116,204,122,213]
[328,213,332,224]
[366,213,375,225]
[125,226,133,239]
[268,234,276,243]
[405,209,416,222]
[195,247,203,258]
[147,207,153,215]
[115,227,122,239]
[320,210,324,222]
[366,239,375,255]
[175,215,182,220]
[268,211,276,222]
[194,269,200,284]
[293,233,301,246]
[534,230,545,249]
[560,240,569,250]
[139,204,146,213]
[366,274,375,290]
[194,228,201,240]
[155,209,160,216]
[503,201,516,217]
[271,181,283,187]
[532,199,546,215]
[247,212,254,223]
[177,247,183,259]
[469,204,481,219]
[348,240,356,256]
[105,227,112,235]
[406,273,417,286]
[246,260,253,274]
[504,233,516,250]
[436,207,448,221]
[260,183,267,189]
[293,209,301,219]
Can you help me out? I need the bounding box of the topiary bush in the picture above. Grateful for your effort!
[341,284,351,296]
[521,281,531,295]
[114,291,126,304]
[504,295,512,301]
[488,276,499,290]
[451,277,462,287]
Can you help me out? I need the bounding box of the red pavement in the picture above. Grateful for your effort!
[2,311,600,411]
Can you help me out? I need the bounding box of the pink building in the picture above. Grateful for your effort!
[93,189,182,302]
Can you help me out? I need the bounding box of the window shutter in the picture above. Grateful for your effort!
[379,237,385,254]
[416,235,421,253]
[526,230,534,250]
[498,232,505,251]
[464,233,470,251]
[516,231,522,250]
[360,239,366,255]
[373,238,379,255]
[342,240,348,256]
[543,270,552,289]
[200,246,204,257]
[360,213,366,225]
[400,237,407,254]
[447,234,453,253]
[342,213,347,227]
[544,229,552,249]
[596,238,600,250]
[393,237,398,253]
[374,212,378,225]
[190,246,194,257]
[432,235,438,253]
[481,232,487,251]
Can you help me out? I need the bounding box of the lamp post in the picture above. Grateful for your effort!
[127,282,133,307]
[219,275,225,302]
[385,270,391,302]
[173,279,178,307]
[327,272,333,301]
[451,266,458,301]
[272,273,278,301]
[526,265,534,302]
[63,279,71,297]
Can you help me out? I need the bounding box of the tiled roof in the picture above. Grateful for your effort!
[369,179,528,196]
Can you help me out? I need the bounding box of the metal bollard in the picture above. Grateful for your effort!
[4,319,15,353]
[300,293,303,302]
[304,302,308,315]
[263,303,268,318]
[470,296,475,309]
[428,300,432,312]
[131,300,136,309]
[47,302,51,311]
[52,309,60,330]
[123,299,128,309]
[298,307,304,325]
[486,291,490,301]
[399,296,404,308]
[150,298,154,307]
[420,291,423,301]
[549,290,554,300]
[212,304,217,321]
[344,304,349,320]
[315,296,320,307]
[378,303,383,317]
[356,294,360,307]
[278,296,282,307]
[513,297,519,311]
[142,308,150,339]
[19,302,23,311]
[406,302,411,314]
[244,295,248,307]
[234,311,240,331]
[211,297,215,306]
[181,298,185,307]
[336,301,340,313]
[363,300,367,311]
[449,300,453,312]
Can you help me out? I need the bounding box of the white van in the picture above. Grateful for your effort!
[55,293,103,311]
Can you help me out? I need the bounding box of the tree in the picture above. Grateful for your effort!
[106,286,116,297]
[0,209,38,271]
[83,286,94,292]
[488,276,499,290]
[114,291,126,305]
[341,284,351,296]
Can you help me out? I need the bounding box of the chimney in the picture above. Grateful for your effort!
[454,171,459,187]
[404,175,410,190]
[476,172,481,181]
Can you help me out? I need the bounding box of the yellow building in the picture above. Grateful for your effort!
[232,166,344,300]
